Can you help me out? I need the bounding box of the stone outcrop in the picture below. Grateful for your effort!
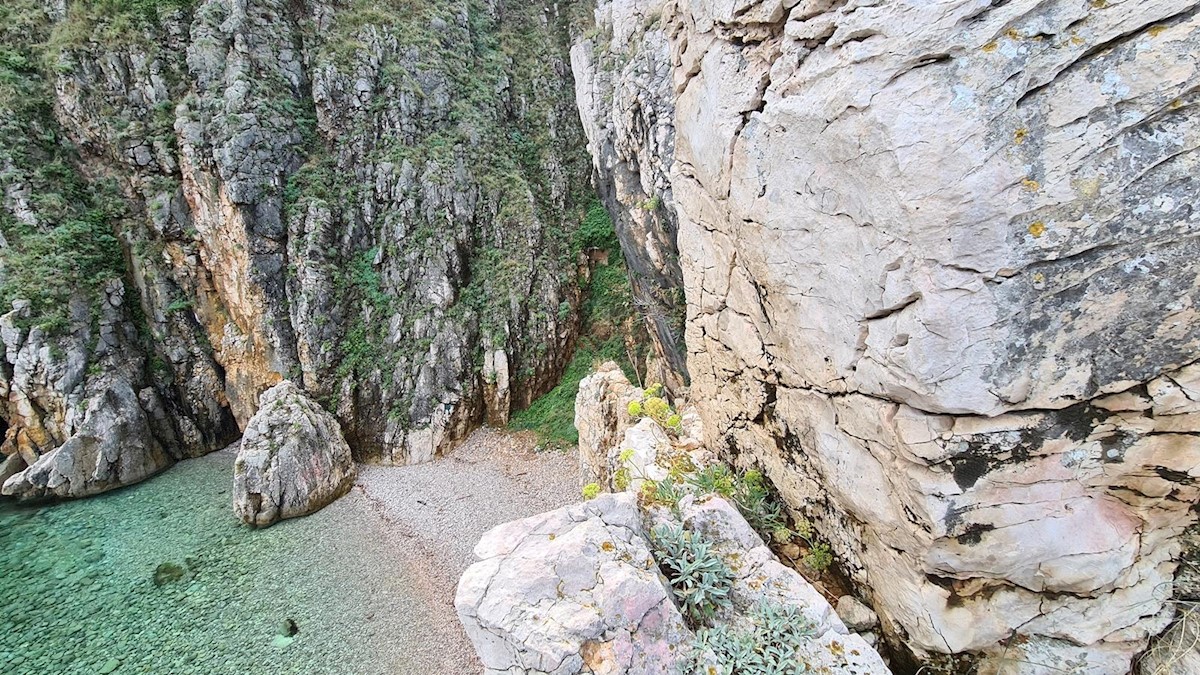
[576,361,708,490]
[573,0,1200,670]
[1,284,232,500]
[233,381,356,527]
[456,491,889,674]
[1,0,597,498]
[456,493,691,674]
[575,362,640,486]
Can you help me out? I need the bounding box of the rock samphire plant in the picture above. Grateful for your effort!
[627,382,684,434]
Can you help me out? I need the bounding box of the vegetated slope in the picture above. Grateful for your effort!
[508,201,647,447]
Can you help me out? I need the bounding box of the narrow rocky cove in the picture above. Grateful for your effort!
[1,0,1198,674]
[0,429,579,673]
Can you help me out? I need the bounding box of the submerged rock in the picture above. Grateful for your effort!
[152,562,187,587]
[233,382,356,527]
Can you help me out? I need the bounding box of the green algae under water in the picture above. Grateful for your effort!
[0,451,432,675]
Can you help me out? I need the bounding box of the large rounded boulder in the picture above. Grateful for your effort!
[233,381,356,527]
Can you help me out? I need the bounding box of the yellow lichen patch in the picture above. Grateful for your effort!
[601,541,615,553]
[548,533,556,541]
[1090,0,1107,7]
[1005,28,1022,40]
[1071,34,1085,46]
[1014,127,1029,144]
[1033,272,1046,284]
[981,41,998,53]
[1170,99,1184,109]
[1072,176,1101,198]
[1028,221,1046,238]
[1148,25,1167,37]
[828,640,845,656]
[1021,178,1040,192]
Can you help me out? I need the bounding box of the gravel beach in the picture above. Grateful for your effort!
[353,427,583,674]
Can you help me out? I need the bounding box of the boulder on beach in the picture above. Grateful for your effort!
[233,382,356,527]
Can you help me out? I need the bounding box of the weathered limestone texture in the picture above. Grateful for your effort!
[573,0,1200,670]
[572,1,689,382]
[0,285,228,500]
[575,362,641,486]
[456,491,889,674]
[233,381,356,527]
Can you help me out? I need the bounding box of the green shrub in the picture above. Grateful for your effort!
[649,523,734,624]
[688,465,834,574]
[626,384,684,434]
[685,599,818,674]
[0,208,126,331]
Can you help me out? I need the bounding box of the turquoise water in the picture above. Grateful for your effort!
[0,451,433,675]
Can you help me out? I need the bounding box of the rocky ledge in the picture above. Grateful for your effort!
[455,362,888,674]
[455,491,887,675]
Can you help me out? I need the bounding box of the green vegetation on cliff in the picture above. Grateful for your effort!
[509,202,645,446]
[0,1,131,332]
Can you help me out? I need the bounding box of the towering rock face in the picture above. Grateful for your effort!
[571,3,689,383]
[1,0,594,494]
[573,0,1200,670]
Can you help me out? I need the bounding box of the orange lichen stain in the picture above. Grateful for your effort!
[1014,127,1029,144]
[1021,178,1040,192]
[601,541,615,552]
[1005,28,1022,40]
[1148,25,1167,37]
[981,41,998,53]
[1028,221,1046,238]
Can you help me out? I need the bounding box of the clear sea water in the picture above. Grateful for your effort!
[0,451,432,675]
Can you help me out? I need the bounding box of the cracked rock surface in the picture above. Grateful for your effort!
[233,381,355,527]
[573,0,1200,670]
[1,0,592,500]
[455,491,889,674]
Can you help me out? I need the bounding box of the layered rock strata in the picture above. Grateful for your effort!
[572,0,1200,670]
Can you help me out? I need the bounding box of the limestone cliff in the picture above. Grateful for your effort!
[0,0,594,496]
[573,0,1200,671]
